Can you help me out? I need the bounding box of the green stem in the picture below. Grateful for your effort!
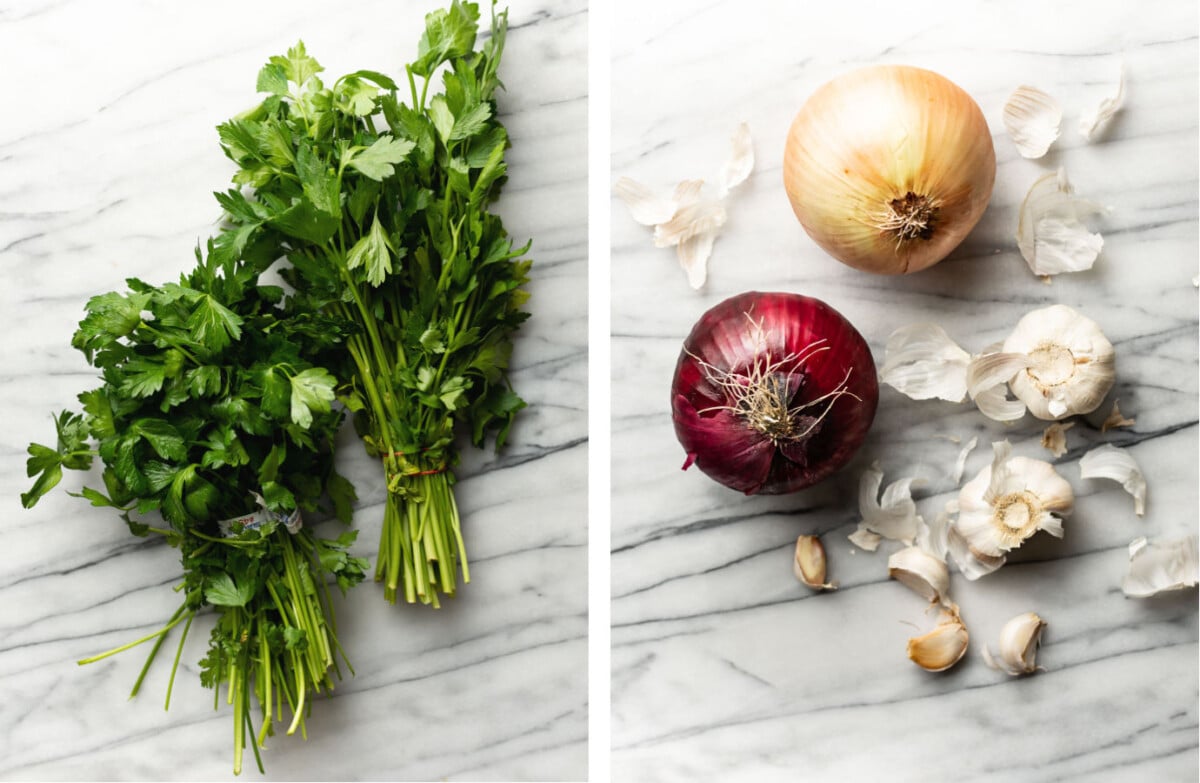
[164,610,194,710]
[78,602,188,667]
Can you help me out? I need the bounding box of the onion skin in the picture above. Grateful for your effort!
[672,292,878,495]
[783,65,996,275]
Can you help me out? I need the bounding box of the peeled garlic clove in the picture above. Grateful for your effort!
[1079,63,1125,141]
[1003,85,1062,158]
[907,611,969,672]
[794,535,837,591]
[888,546,949,604]
[1002,304,1115,420]
[983,612,1047,676]
[1016,168,1107,277]
[1123,535,1199,597]
[1080,444,1147,516]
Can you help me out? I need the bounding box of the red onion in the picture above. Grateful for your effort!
[672,291,879,495]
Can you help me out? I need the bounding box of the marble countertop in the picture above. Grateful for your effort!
[0,1,586,780]
[611,1,1197,781]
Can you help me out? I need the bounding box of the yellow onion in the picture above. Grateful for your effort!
[783,65,996,275]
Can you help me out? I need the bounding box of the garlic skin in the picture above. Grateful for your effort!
[1016,168,1106,277]
[852,463,924,547]
[1002,305,1115,420]
[1041,421,1074,458]
[907,609,969,672]
[783,65,995,275]
[888,546,950,604]
[982,612,1047,676]
[1100,399,1135,433]
[1080,444,1147,516]
[794,535,837,591]
[951,441,1073,578]
[1079,63,1126,141]
[1123,535,1199,597]
[879,323,971,402]
[1002,86,1062,159]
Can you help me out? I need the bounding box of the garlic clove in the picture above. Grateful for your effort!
[1100,399,1135,433]
[1123,535,1199,597]
[1041,421,1074,458]
[1002,304,1116,420]
[888,546,949,604]
[1080,444,1147,516]
[614,177,679,226]
[856,463,924,546]
[879,323,972,402]
[1016,168,1107,277]
[848,526,882,552]
[1079,63,1126,141]
[983,612,1047,675]
[907,610,969,672]
[718,122,754,197]
[794,535,837,591]
[1003,85,1062,158]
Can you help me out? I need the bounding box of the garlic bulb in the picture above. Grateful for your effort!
[950,441,1074,579]
[888,546,950,605]
[982,612,1047,676]
[783,65,995,275]
[907,609,969,672]
[794,535,837,591]
[1001,305,1115,420]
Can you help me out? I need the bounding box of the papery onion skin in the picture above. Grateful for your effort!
[672,291,879,494]
[783,65,996,275]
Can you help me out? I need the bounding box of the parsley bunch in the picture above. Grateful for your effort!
[213,1,530,606]
[23,242,366,774]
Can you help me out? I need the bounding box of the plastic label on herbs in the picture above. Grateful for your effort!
[218,495,303,537]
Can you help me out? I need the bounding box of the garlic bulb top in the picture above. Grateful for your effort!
[1002,304,1115,420]
[955,441,1074,560]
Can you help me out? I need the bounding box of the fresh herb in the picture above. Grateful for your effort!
[23,241,366,775]
[213,1,530,606]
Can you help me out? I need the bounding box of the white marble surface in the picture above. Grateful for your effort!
[0,1,586,780]
[612,1,1197,781]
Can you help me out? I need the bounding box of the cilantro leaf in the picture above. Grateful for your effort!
[289,368,336,429]
[346,136,415,181]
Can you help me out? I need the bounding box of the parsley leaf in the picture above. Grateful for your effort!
[289,367,336,428]
[346,136,416,181]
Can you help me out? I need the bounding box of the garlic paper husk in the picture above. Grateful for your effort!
[783,65,995,275]
[879,323,971,402]
[916,499,956,563]
[1017,168,1107,277]
[1080,444,1146,516]
[951,436,978,485]
[966,352,1033,422]
[848,527,883,552]
[1002,304,1116,420]
[1100,399,1135,433]
[907,608,969,672]
[889,546,950,605]
[950,441,1073,578]
[1003,86,1062,158]
[982,612,1047,676]
[1041,421,1074,458]
[1079,63,1126,141]
[851,463,924,548]
[615,124,754,289]
[1123,535,1199,597]
[794,535,837,591]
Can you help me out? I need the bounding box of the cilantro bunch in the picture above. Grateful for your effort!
[213,1,530,606]
[23,243,366,774]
